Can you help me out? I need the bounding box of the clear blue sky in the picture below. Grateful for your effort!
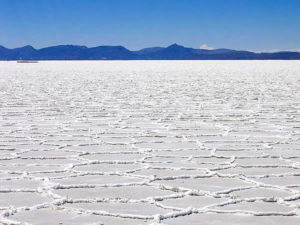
[0,0,299,51]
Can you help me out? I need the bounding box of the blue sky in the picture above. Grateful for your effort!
[0,0,299,51]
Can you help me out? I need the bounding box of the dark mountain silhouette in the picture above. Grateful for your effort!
[140,44,201,59]
[37,45,88,60]
[0,45,38,60]
[0,44,299,60]
[134,47,164,55]
[87,46,135,60]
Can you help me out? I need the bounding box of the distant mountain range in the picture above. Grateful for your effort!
[1,44,300,60]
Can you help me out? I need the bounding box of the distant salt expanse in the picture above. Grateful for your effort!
[0,61,299,225]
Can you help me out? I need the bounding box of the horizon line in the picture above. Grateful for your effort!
[1,43,300,53]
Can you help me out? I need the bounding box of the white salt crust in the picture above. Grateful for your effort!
[0,61,299,224]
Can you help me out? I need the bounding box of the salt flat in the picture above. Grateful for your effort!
[0,60,299,225]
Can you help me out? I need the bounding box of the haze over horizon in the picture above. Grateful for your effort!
[0,0,300,52]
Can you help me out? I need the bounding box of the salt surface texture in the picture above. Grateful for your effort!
[0,61,299,225]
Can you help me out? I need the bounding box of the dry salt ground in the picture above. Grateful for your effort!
[0,60,299,225]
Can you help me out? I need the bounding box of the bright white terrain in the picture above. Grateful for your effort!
[0,61,299,225]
